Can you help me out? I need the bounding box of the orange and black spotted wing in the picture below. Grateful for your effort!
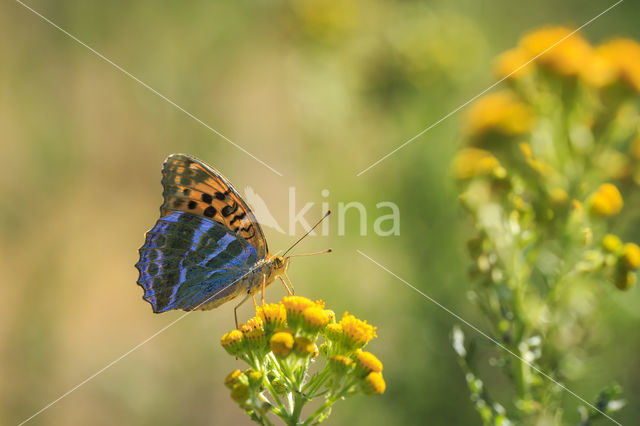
[159,153,268,259]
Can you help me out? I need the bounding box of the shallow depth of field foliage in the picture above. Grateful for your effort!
[3,1,640,425]
[454,26,640,425]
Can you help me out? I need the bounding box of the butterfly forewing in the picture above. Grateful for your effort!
[136,211,258,312]
[160,154,268,258]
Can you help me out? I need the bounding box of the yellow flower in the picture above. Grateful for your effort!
[623,243,640,270]
[354,350,383,375]
[466,92,532,138]
[549,188,569,205]
[328,355,353,375]
[246,369,263,386]
[340,312,377,349]
[324,309,336,323]
[324,323,343,341]
[582,48,617,88]
[283,296,324,330]
[257,302,287,332]
[224,370,244,389]
[520,26,592,76]
[289,0,357,41]
[602,234,622,253]
[452,148,502,180]
[590,183,623,216]
[240,317,266,352]
[282,296,316,314]
[363,372,386,395]
[294,336,316,357]
[302,305,331,332]
[270,331,294,357]
[596,38,640,93]
[494,47,532,80]
[220,330,244,356]
[519,142,532,158]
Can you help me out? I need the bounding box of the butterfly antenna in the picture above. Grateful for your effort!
[283,210,331,256]
[288,248,333,257]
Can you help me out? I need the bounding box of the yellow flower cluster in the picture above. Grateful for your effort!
[590,183,623,217]
[466,91,532,138]
[453,148,504,180]
[220,294,385,418]
[494,26,640,93]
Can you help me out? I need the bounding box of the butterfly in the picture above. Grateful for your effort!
[135,154,329,327]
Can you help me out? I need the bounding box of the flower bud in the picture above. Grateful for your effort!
[270,331,294,357]
[353,349,383,377]
[362,372,386,395]
[602,234,622,253]
[294,336,316,357]
[220,330,244,356]
[623,243,640,269]
[231,382,250,404]
[224,370,245,389]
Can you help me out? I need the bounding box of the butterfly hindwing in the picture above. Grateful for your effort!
[135,211,258,312]
[160,154,268,258]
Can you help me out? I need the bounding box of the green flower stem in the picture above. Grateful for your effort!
[288,392,306,426]
[251,394,275,426]
[303,369,331,397]
[262,377,287,417]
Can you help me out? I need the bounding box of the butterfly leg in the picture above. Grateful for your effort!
[278,275,293,296]
[261,274,266,306]
[234,291,251,329]
[284,272,295,295]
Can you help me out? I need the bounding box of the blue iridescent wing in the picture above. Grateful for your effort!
[136,211,258,312]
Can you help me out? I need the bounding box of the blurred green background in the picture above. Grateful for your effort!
[3,0,640,424]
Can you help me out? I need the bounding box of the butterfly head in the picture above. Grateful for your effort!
[271,255,290,275]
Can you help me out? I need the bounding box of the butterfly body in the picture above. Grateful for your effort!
[136,154,287,315]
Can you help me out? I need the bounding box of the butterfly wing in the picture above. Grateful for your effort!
[160,154,268,258]
[136,211,258,312]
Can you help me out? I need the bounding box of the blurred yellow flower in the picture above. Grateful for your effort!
[590,183,623,216]
[623,243,640,270]
[354,349,383,374]
[224,370,244,389]
[597,38,640,93]
[494,48,532,79]
[602,234,622,253]
[466,92,532,137]
[329,355,353,374]
[581,49,617,88]
[340,312,377,349]
[270,331,294,357]
[520,26,592,76]
[289,0,357,41]
[453,148,502,179]
[363,372,386,395]
[549,188,569,205]
[294,336,316,356]
[324,322,343,341]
